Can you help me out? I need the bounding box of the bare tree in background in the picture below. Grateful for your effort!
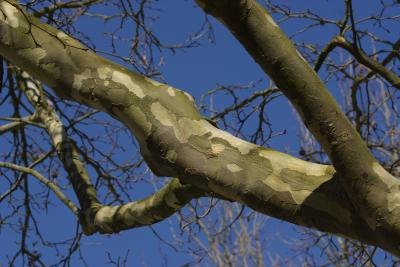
[0,0,399,266]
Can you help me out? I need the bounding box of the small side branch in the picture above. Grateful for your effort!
[315,36,400,89]
[88,178,205,234]
[0,161,79,215]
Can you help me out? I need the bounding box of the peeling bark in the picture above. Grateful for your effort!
[196,0,400,255]
[15,69,206,234]
[1,0,400,256]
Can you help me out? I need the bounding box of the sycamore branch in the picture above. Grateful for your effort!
[15,69,206,234]
[1,0,400,256]
[92,179,205,234]
[33,0,105,18]
[0,161,79,214]
[0,115,41,135]
[15,69,101,223]
[314,36,400,88]
[196,0,400,255]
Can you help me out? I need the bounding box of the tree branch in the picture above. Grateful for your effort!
[92,178,205,234]
[0,115,38,135]
[315,36,400,88]
[2,0,400,255]
[0,161,79,215]
[195,0,400,255]
[15,69,206,234]
[33,0,105,18]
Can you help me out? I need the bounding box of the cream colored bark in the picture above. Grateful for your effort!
[15,69,204,234]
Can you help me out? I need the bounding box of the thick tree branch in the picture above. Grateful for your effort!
[195,0,400,255]
[92,178,205,234]
[15,69,206,234]
[1,0,400,255]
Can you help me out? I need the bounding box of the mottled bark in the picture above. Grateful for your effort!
[1,0,400,256]
[15,69,205,234]
[15,70,101,219]
[196,0,400,255]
